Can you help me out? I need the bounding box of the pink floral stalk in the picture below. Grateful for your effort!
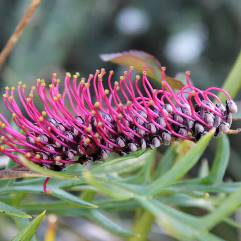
[0,67,238,170]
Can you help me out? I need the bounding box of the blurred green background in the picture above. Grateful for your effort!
[0,1,241,240]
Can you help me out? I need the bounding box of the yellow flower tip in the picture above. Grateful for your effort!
[11,86,15,91]
[54,156,61,162]
[2,94,7,98]
[0,145,5,151]
[35,137,41,143]
[39,116,44,122]
[94,133,100,138]
[136,75,140,80]
[37,78,41,83]
[101,68,105,73]
[31,86,36,91]
[91,110,96,116]
[12,113,16,119]
[53,94,61,101]
[41,82,46,87]
[84,83,90,88]
[75,72,80,77]
[127,100,132,106]
[120,75,124,81]
[129,66,134,70]
[73,74,78,79]
[18,81,22,86]
[148,100,154,106]
[85,137,90,144]
[104,89,109,95]
[161,66,166,71]
[66,72,71,77]
[98,74,103,79]
[5,86,9,91]
[25,152,32,158]
[109,70,114,75]
[49,84,53,88]
[26,97,32,103]
[56,78,61,84]
[1,123,6,129]
[118,113,123,120]
[8,95,14,101]
[80,78,86,84]
[52,72,57,78]
[29,93,34,98]
[185,70,191,76]
[95,69,100,74]
[0,136,5,141]
[42,111,47,116]
[35,154,41,159]
[85,126,92,133]
[94,102,100,108]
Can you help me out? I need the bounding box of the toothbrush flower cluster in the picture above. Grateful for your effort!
[0,67,237,170]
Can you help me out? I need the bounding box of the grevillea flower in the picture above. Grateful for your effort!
[0,67,238,170]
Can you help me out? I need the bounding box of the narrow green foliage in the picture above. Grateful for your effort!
[18,155,78,180]
[222,49,241,100]
[205,135,230,184]
[155,145,177,177]
[0,201,31,219]
[51,188,97,208]
[201,187,241,230]
[148,130,214,195]
[88,210,134,238]
[128,211,155,241]
[12,211,46,241]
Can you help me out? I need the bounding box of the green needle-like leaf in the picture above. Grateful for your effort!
[205,135,230,184]
[51,188,97,208]
[0,201,31,219]
[221,50,241,100]
[201,186,241,230]
[88,210,134,237]
[12,210,46,241]
[148,130,215,195]
[18,155,78,180]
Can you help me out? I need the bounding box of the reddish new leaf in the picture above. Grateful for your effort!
[100,50,184,90]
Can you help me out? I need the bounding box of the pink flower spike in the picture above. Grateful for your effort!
[0,67,237,170]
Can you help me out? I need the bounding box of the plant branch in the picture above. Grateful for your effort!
[0,169,44,180]
[0,0,42,68]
